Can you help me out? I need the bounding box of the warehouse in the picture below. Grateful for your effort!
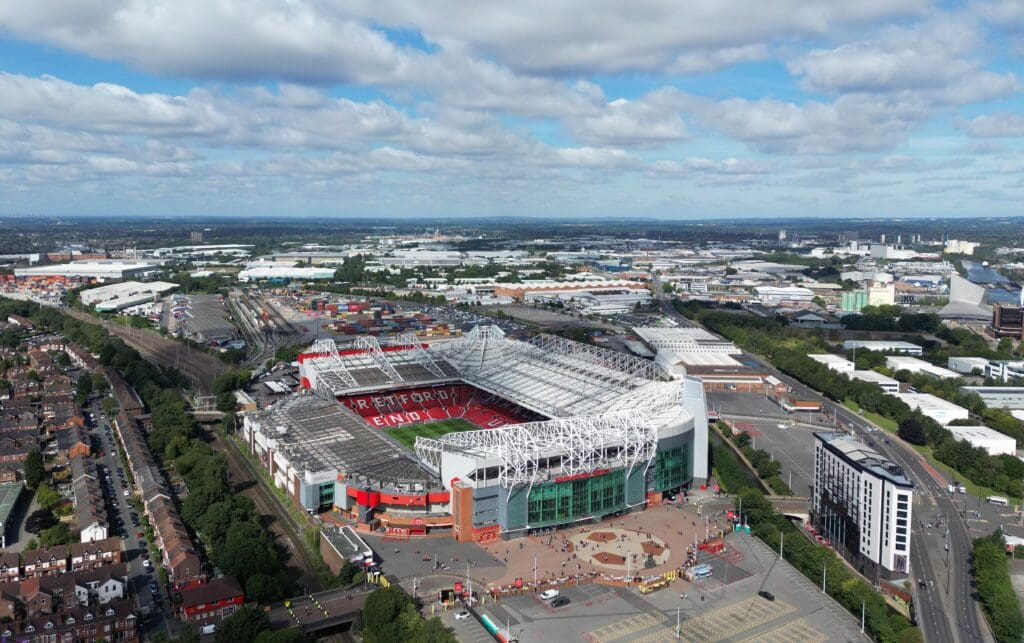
[237,265,335,282]
[15,260,161,281]
[891,392,970,425]
[959,386,1024,410]
[80,281,178,312]
[944,425,1017,456]
[842,340,923,356]
[947,357,990,375]
[885,356,959,379]
[849,370,900,393]
[808,354,855,373]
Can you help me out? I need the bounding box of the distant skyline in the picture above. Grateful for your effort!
[0,2,1021,218]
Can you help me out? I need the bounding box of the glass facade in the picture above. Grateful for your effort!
[527,470,625,527]
[654,444,690,492]
[318,482,335,508]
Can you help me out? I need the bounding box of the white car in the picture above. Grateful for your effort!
[539,589,559,601]
[123,489,131,497]
[454,610,470,620]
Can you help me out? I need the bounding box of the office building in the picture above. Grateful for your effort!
[813,433,913,582]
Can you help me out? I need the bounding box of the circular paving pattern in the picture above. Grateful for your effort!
[572,528,671,571]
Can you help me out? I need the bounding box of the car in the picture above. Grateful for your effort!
[550,596,571,608]
[454,610,470,621]
[123,489,131,497]
[918,580,927,589]
[538,589,559,601]
[136,531,144,539]
[757,591,775,601]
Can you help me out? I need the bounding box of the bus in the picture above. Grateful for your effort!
[685,564,713,581]
[987,496,1009,506]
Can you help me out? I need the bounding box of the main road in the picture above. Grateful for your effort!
[654,283,987,643]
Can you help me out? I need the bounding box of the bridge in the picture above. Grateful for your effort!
[267,586,373,636]
[767,495,811,522]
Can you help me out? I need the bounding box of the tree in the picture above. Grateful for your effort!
[35,484,60,511]
[363,587,408,641]
[24,448,44,488]
[245,573,283,604]
[215,605,269,643]
[898,418,928,446]
[40,523,73,547]
[75,375,93,406]
[254,630,307,643]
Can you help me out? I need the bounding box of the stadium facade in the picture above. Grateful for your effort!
[242,326,708,542]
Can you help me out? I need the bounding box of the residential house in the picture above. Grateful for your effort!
[0,552,20,583]
[70,455,108,543]
[178,576,244,623]
[73,563,129,606]
[69,538,122,572]
[22,546,69,578]
[0,598,139,643]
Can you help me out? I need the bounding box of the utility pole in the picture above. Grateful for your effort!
[676,606,681,639]
[779,532,784,560]
[860,600,865,634]
[533,556,537,587]
[822,562,827,593]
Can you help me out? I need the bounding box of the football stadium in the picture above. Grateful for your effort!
[242,326,709,542]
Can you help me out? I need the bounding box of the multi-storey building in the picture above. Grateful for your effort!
[813,433,914,582]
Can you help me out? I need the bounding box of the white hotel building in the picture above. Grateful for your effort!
[813,433,914,581]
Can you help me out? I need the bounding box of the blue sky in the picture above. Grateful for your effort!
[0,1,1021,219]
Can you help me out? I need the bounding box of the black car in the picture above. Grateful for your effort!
[757,591,775,601]
[918,580,927,589]
[550,596,570,608]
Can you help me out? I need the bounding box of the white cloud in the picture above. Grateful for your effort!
[567,91,689,147]
[963,113,1024,137]
[788,19,1020,102]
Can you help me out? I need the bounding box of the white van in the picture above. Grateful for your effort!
[200,623,216,635]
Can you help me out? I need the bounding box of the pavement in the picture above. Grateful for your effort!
[446,531,865,643]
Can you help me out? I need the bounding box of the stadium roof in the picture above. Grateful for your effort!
[248,394,434,486]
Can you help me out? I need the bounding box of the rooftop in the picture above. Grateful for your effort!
[0,482,23,527]
[816,432,913,487]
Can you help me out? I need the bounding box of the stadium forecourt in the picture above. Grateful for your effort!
[242,326,709,542]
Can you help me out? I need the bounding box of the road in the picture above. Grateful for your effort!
[654,283,987,643]
[62,306,228,395]
[87,401,174,639]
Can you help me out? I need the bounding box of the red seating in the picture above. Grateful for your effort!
[338,384,541,430]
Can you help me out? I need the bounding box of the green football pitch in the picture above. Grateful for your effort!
[383,418,478,450]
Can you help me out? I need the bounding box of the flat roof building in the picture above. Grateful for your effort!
[885,356,959,380]
[842,340,922,356]
[813,432,913,581]
[808,354,855,373]
[80,281,178,312]
[959,386,1024,410]
[891,392,970,425]
[849,370,900,393]
[945,425,1016,456]
[947,357,990,375]
[15,260,160,281]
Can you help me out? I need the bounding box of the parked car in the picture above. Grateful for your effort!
[551,596,571,608]
[758,591,775,601]
[539,589,559,601]
[454,610,470,621]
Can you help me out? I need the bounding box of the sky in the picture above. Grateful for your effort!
[0,1,1021,219]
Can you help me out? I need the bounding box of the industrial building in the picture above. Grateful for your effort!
[494,280,647,300]
[79,281,178,312]
[237,265,336,282]
[891,393,970,425]
[808,354,855,373]
[884,356,959,380]
[959,386,1024,410]
[944,425,1017,456]
[14,260,161,281]
[753,286,814,304]
[849,370,900,393]
[244,326,708,542]
[947,357,990,375]
[842,340,923,356]
[812,432,913,582]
